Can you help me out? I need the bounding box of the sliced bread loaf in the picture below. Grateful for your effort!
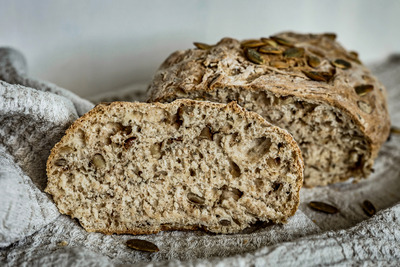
[45,100,303,234]
[147,32,391,187]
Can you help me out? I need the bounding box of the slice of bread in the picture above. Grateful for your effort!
[147,33,391,187]
[45,99,303,234]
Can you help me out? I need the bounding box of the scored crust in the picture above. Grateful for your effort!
[147,32,391,187]
[46,99,303,235]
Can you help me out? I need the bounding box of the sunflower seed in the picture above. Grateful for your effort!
[244,48,264,64]
[361,200,376,217]
[357,101,372,114]
[260,38,278,47]
[55,158,67,166]
[308,201,339,214]
[391,127,400,135]
[332,59,352,69]
[193,42,213,50]
[270,36,294,46]
[307,56,321,68]
[241,40,266,48]
[220,219,231,226]
[283,47,305,58]
[187,192,205,205]
[126,239,159,253]
[259,46,282,54]
[355,84,374,96]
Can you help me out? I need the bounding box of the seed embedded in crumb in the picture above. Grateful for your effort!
[54,159,67,166]
[219,219,231,226]
[92,154,106,168]
[187,192,205,205]
[198,126,213,140]
[126,239,159,253]
[308,201,339,214]
[124,137,137,149]
[361,200,376,217]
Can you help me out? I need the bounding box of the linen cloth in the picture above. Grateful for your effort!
[1,48,400,266]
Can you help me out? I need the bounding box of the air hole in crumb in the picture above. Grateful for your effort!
[117,152,122,159]
[137,127,142,133]
[255,167,261,174]
[189,169,196,176]
[272,182,282,191]
[244,123,252,130]
[177,158,182,164]
[124,126,132,135]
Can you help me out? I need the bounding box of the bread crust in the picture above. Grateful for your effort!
[46,99,303,235]
[147,32,390,185]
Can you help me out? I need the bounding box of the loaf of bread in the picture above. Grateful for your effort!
[45,100,303,234]
[147,32,391,187]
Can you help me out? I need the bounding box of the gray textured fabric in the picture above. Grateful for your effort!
[0,48,399,266]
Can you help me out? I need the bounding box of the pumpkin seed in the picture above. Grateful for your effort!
[187,192,205,204]
[307,56,321,68]
[283,47,305,58]
[361,200,376,217]
[270,36,294,47]
[126,239,159,253]
[323,33,337,40]
[270,61,289,69]
[241,40,265,48]
[259,46,282,54]
[357,101,372,114]
[332,59,352,69]
[219,219,231,226]
[55,158,67,166]
[391,127,400,135]
[244,48,264,64]
[208,74,222,89]
[355,84,373,96]
[308,201,339,214]
[193,42,213,50]
[260,38,278,47]
[302,71,332,82]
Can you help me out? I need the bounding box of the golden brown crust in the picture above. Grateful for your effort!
[147,32,390,185]
[46,99,303,235]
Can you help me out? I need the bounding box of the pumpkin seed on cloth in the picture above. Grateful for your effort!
[361,200,376,217]
[126,239,159,253]
[308,201,339,214]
